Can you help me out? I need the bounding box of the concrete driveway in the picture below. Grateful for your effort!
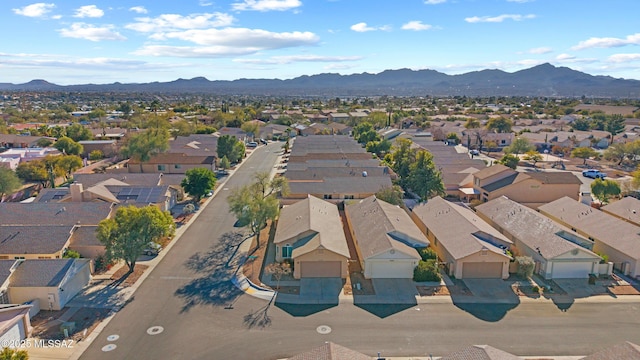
[369,278,418,304]
[299,278,343,304]
[464,279,516,299]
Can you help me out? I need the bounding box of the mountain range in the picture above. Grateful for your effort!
[1,63,639,98]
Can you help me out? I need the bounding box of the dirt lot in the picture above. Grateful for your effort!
[110,264,149,287]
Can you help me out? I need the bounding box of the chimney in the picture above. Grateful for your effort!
[70,183,84,202]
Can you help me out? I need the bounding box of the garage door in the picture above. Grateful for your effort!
[299,261,341,278]
[369,261,414,278]
[551,262,593,278]
[462,262,503,279]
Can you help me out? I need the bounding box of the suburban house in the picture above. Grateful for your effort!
[273,195,350,279]
[0,304,33,345]
[4,259,91,311]
[128,153,215,174]
[476,196,602,279]
[469,164,582,208]
[78,140,118,158]
[601,196,640,226]
[439,345,521,360]
[0,202,114,261]
[36,181,178,213]
[411,197,512,279]
[284,136,393,201]
[582,341,640,360]
[0,134,55,149]
[327,113,349,122]
[286,342,372,360]
[539,197,640,279]
[345,196,429,279]
[0,147,61,170]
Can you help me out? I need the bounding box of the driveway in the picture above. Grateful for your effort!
[552,278,609,298]
[464,279,516,299]
[369,278,418,304]
[299,278,343,304]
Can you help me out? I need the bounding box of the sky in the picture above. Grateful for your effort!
[2,0,640,85]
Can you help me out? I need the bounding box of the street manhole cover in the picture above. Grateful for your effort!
[316,325,332,334]
[102,344,117,352]
[107,334,119,342]
[147,326,164,335]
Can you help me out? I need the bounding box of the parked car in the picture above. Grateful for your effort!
[259,138,268,145]
[246,141,258,148]
[143,242,162,256]
[469,149,480,156]
[582,169,606,179]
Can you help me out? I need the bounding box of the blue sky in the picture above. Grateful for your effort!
[2,0,640,85]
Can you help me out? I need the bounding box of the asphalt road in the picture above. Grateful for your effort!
[80,142,640,360]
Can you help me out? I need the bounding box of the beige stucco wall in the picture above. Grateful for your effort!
[128,162,214,174]
[293,250,348,279]
[0,250,65,260]
[486,179,579,206]
[593,241,640,278]
[274,230,316,262]
[10,287,63,311]
[70,245,105,260]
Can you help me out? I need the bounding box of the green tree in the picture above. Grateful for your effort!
[217,135,245,163]
[227,172,289,247]
[523,150,543,167]
[181,167,217,202]
[464,118,481,129]
[571,147,598,165]
[570,117,591,131]
[36,138,53,147]
[120,129,170,173]
[498,154,519,169]
[241,121,261,140]
[53,136,83,156]
[365,139,391,158]
[219,155,231,171]
[407,149,445,200]
[66,123,93,142]
[0,167,22,200]
[63,249,81,259]
[605,114,626,143]
[375,185,404,206]
[89,150,104,161]
[591,178,621,204]
[486,117,513,133]
[97,205,174,273]
[446,132,460,144]
[15,160,49,187]
[386,138,415,181]
[504,137,534,155]
[55,155,83,181]
[0,347,29,360]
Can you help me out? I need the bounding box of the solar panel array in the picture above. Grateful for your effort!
[113,186,166,203]
[37,189,69,202]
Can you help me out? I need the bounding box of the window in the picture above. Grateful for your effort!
[158,165,166,171]
[174,164,181,169]
[14,257,24,260]
[282,244,293,258]
[344,195,354,199]
[323,194,333,199]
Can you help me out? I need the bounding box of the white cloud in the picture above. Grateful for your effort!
[401,21,433,31]
[572,33,640,50]
[350,22,390,32]
[73,5,104,18]
[58,23,126,42]
[608,53,640,63]
[231,0,302,12]
[234,54,362,64]
[13,3,55,18]
[199,0,214,6]
[465,14,535,23]
[424,0,446,4]
[556,53,575,60]
[129,6,148,14]
[126,13,235,33]
[528,47,552,54]
[133,28,319,57]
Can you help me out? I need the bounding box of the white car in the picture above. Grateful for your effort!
[582,169,606,179]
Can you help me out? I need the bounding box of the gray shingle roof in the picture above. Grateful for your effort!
[539,197,640,260]
[582,341,640,360]
[0,225,73,255]
[69,226,102,247]
[288,176,392,196]
[287,342,372,360]
[10,259,89,287]
[346,196,428,259]
[0,260,16,286]
[412,197,511,260]
[74,173,185,187]
[439,344,521,360]
[274,196,350,258]
[0,202,113,226]
[477,196,598,260]
[602,196,640,226]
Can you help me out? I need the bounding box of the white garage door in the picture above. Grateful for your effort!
[551,262,593,279]
[0,321,24,347]
[369,261,414,278]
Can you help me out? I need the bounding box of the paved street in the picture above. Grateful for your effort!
[77,142,640,360]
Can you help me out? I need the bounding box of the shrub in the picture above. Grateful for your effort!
[516,256,535,279]
[89,150,104,161]
[413,259,441,282]
[597,252,609,264]
[418,247,438,261]
[63,249,81,259]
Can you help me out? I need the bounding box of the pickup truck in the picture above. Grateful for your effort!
[582,169,606,179]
